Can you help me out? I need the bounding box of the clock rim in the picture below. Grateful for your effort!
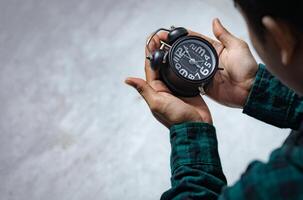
[168,35,219,84]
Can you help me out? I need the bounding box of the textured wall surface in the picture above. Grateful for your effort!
[0,0,289,199]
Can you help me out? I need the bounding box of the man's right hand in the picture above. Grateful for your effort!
[205,18,258,108]
[147,18,258,109]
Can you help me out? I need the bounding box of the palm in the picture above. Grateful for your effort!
[149,80,212,128]
[208,40,258,108]
[187,22,258,108]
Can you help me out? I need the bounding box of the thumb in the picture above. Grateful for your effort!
[213,18,237,47]
[125,77,158,106]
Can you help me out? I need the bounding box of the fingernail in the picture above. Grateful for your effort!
[213,18,219,25]
[124,78,132,85]
[149,40,155,50]
[125,79,137,90]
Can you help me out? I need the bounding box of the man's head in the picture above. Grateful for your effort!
[234,0,303,95]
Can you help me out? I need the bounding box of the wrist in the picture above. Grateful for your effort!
[241,64,265,109]
[191,113,213,125]
[240,76,256,108]
[239,62,259,108]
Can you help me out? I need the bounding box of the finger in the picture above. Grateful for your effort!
[145,31,170,83]
[125,77,159,109]
[187,29,224,55]
[146,36,158,54]
[155,31,169,46]
[212,18,238,48]
[146,31,169,54]
[145,46,160,83]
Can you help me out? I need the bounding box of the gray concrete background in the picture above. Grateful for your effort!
[0,0,289,199]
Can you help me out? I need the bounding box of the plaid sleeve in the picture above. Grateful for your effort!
[161,122,227,200]
[243,64,303,130]
[219,130,303,200]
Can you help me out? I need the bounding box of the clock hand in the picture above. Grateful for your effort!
[183,45,193,59]
[183,54,191,60]
[194,63,202,69]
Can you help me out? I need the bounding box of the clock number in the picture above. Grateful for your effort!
[204,55,210,61]
[190,44,196,51]
[174,56,180,63]
[196,47,206,57]
[189,44,206,57]
[175,63,182,70]
[188,74,195,80]
[175,47,184,58]
[195,73,201,80]
[179,69,188,77]
[204,61,212,68]
[200,68,210,76]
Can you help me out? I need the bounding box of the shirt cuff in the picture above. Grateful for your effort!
[169,122,222,174]
[243,63,267,114]
[243,64,299,129]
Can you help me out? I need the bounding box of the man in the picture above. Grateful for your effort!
[125,0,303,199]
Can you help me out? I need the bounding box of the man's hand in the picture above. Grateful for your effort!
[125,18,258,128]
[144,18,258,109]
[186,19,258,108]
[184,19,258,108]
[206,18,258,108]
[125,30,212,129]
[125,78,212,128]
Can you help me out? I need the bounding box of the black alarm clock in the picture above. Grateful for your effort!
[146,27,219,97]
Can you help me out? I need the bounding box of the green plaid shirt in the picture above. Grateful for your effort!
[161,64,303,200]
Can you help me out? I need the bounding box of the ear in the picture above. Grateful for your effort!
[262,16,296,65]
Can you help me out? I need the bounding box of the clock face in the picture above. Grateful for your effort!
[169,36,218,82]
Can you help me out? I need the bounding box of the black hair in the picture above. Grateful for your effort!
[233,0,303,41]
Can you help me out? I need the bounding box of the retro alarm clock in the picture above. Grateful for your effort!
[146,27,219,97]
